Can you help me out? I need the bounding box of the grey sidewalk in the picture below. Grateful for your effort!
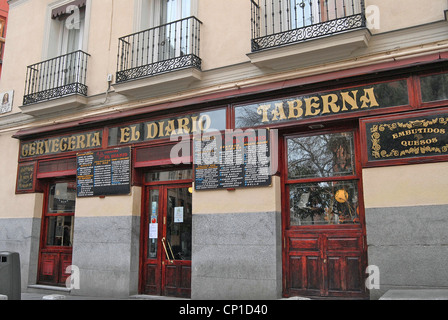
[20,292,189,300]
[14,289,448,300]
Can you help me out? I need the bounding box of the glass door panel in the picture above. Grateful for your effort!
[283,130,368,299]
[148,188,160,259]
[141,174,192,298]
[38,180,76,287]
[165,187,192,261]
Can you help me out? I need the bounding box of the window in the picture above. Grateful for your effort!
[161,0,191,24]
[287,131,360,226]
[145,169,192,182]
[47,1,87,58]
[420,72,448,103]
[0,16,6,65]
[290,0,319,29]
[45,182,76,247]
[57,7,85,56]
[251,0,365,51]
[28,0,90,100]
[138,0,193,61]
[138,0,193,29]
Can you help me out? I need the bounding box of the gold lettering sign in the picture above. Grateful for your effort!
[366,113,448,161]
[16,163,35,191]
[109,110,225,146]
[235,80,409,128]
[20,130,102,159]
[255,88,379,124]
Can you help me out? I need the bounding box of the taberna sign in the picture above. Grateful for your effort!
[234,80,409,128]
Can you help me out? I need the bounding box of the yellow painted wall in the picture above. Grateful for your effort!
[1,0,448,117]
[0,0,47,114]
[362,162,448,208]
[75,186,142,217]
[85,0,134,96]
[0,131,44,219]
[192,175,281,214]
[198,0,252,70]
[366,0,447,34]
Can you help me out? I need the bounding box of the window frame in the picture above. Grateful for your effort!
[43,0,91,60]
[41,180,76,250]
[135,0,197,31]
[283,127,364,229]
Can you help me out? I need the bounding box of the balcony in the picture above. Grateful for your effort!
[114,16,203,98]
[248,0,370,69]
[20,50,90,116]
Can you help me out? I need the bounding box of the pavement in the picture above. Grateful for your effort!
[4,289,448,300]
[19,292,189,300]
[379,289,448,300]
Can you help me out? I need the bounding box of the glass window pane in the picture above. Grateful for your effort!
[166,187,192,261]
[289,181,360,226]
[48,182,77,213]
[288,132,355,179]
[46,216,74,247]
[148,189,160,259]
[421,73,448,102]
[145,169,192,182]
[234,80,408,129]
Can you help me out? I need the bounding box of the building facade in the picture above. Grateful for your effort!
[1,0,448,300]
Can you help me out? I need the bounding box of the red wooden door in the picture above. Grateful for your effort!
[283,129,368,299]
[38,181,76,287]
[141,173,192,298]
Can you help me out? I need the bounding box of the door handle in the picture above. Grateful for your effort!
[165,237,175,262]
[162,237,174,264]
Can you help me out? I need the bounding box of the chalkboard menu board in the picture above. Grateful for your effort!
[364,111,448,162]
[194,130,271,190]
[77,147,131,197]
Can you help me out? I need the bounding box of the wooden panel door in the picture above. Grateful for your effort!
[141,187,162,295]
[285,234,322,296]
[283,130,368,299]
[38,181,75,287]
[285,231,366,298]
[325,234,365,297]
[141,176,192,298]
[162,185,192,298]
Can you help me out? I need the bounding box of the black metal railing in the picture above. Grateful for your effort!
[23,50,90,105]
[116,16,202,83]
[251,0,366,51]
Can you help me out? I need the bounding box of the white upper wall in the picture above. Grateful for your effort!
[0,0,447,116]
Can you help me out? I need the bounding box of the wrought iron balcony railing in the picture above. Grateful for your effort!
[23,50,90,105]
[251,0,366,52]
[116,16,202,83]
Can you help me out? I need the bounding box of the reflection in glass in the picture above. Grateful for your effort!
[148,189,160,259]
[234,80,408,128]
[108,108,227,146]
[420,73,448,102]
[46,216,74,246]
[48,182,76,213]
[166,187,192,261]
[288,132,355,179]
[289,181,359,225]
[146,169,192,182]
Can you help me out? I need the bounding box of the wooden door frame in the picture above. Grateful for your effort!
[140,185,163,295]
[280,125,369,299]
[160,183,192,297]
[37,178,75,287]
[139,171,193,296]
